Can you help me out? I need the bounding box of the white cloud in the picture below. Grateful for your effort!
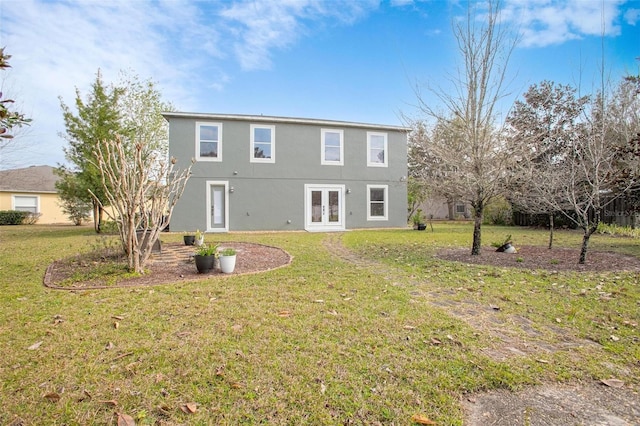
[0,0,381,167]
[501,0,626,47]
[624,8,640,25]
[219,0,376,71]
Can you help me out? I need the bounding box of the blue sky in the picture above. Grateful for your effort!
[0,0,638,169]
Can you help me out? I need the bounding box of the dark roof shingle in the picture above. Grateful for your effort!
[0,165,59,193]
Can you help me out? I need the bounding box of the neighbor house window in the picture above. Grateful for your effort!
[367,185,388,220]
[250,124,275,163]
[196,122,222,161]
[321,129,343,165]
[455,203,466,215]
[12,195,38,213]
[367,132,388,167]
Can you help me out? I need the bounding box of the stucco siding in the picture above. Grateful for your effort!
[0,191,71,224]
[167,113,408,232]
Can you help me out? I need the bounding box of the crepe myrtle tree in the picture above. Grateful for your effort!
[90,135,192,274]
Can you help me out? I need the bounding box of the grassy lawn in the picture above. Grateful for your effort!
[0,223,638,425]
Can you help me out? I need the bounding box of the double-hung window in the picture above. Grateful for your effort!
[367,132,387,167]
[367,185,388,221]
[196,122,222,161]
[251,124,275,163]
[13,195,38,213]
[321,129,343,165]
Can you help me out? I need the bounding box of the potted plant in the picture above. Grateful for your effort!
[183,232,196,246]
[194,229,204,246]
[194,243,218,273]
[218,247,237,274]
[493,234,517,253]
[411,209,426,231]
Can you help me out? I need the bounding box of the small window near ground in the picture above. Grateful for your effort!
[321,129,343,165]
[196,122,222,161]
[367,132,387,167]
[251,124,275,163]
[367,185,388,220]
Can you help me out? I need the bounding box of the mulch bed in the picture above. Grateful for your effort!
[44,242,292,290]
[435,245,640,272]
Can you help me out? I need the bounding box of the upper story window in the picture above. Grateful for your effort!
[367,132,388,167]
[321,129,344,166]
[367,185,388,221]
[196,122,222,161]
[251,124,275,163]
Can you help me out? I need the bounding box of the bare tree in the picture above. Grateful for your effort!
[512,79,638,264]
[506,81,589,249]
[90,136,192,274]
[607,77,640,227]
[414,0,518,255]
[407,118,470,221]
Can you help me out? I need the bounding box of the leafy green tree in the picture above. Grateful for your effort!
[54,168,92,225]
[59,70,123,233]
[0,48,31,142]
[116,70,173,155]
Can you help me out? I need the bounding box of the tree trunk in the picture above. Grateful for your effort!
[447,199,455,220]
[97,205,105,233]
[547,213,554,250]
[92,201,100,233]
[471,207,483,255]
[578,224,598,264]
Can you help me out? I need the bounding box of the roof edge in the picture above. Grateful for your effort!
[161,112,410,132]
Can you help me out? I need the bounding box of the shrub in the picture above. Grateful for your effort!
[483,197,512,225]
[0,210,31,225]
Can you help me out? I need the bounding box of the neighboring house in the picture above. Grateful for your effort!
[0,165,71,224]
[419,198,471,220]
[165,112,409,232]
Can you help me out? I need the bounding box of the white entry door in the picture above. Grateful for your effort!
[304,184,345,232]
[207,181,229,232]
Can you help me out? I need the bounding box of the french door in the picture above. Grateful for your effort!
[304,184,345,232]
[206,181,229,232]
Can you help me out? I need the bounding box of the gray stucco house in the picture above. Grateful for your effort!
[164,112,409,232]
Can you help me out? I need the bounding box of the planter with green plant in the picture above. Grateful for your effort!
[218,247,237,274]
[194,229,204,246]
[493,234,517,253]
[183,232,196,246]
[194,243,218,273]
[411,209,426,231]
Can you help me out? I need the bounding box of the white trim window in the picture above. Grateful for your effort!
[196,122,222,161]
[250,124,275,163]
[321,129,344,165]
[367,131,387,167]
[367,185,388,221]
[12,195,39,213]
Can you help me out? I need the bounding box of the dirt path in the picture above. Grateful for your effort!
[323,233,640,426]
